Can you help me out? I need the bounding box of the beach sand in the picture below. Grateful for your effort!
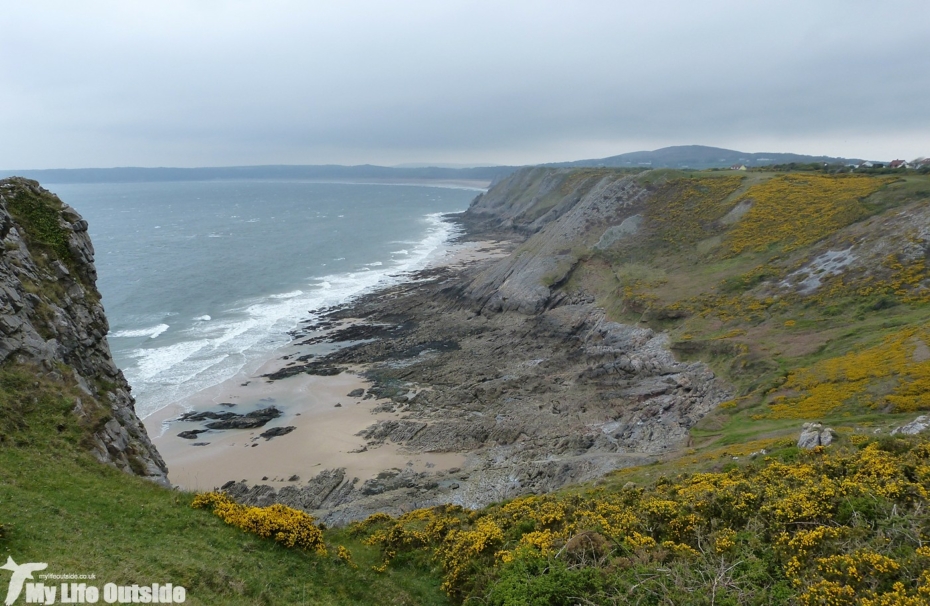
[147,238,507,492]
[150,358,466,491]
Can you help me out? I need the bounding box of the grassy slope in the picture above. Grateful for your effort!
[0,449,450,605]
[563,170,930,455]
[0,369,449,606]
[4,169,930,605]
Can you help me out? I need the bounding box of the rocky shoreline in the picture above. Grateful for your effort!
[220,207,731,525]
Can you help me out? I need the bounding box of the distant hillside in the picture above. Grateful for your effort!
[548,144,865,169]
[1,147,878,184]
[0,164,516,185]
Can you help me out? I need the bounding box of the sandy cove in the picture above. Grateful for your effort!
[146,239,509,493]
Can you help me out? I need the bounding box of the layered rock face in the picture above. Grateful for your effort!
[466,167,649,314]
[0,178,167,485]
[221,167,730,524]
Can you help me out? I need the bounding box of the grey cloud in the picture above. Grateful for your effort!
[1,0,928,168]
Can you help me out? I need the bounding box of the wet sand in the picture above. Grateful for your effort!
[150,354,464,491]
[146,238,506,492]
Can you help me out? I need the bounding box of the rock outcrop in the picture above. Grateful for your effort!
[466,167,649,314]
[892,415,930,436]
[0,178,168,485]
[224,261,729,524]
[797,422,836,449]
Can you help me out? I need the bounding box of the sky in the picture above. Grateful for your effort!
[1,0,928,169]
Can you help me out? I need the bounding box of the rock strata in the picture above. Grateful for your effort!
[0,178,168,485]
[220,169,733,523]
[224,261,729,524]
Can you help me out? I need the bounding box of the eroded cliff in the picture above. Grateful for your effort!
[0,177,167,485]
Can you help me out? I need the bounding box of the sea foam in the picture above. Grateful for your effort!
[128,212,459,418]
[110,324,170,339]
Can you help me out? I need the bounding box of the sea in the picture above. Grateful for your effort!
[48,180,480,418]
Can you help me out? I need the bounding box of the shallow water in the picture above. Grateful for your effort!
[49,180,478,417]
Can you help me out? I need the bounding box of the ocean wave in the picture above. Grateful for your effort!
[131,212,459,419]
[110,324,169,339]
[269,290,304,299]
[193,315,211,322]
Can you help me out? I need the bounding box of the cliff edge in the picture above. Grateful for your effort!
[0,177,167,485]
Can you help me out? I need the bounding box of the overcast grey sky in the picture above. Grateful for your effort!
[1,0,928,169]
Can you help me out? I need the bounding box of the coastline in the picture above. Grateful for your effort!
[138,171,731,526]
[148,235,510,493]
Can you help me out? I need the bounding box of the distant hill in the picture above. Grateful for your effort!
[0,164,516,185]
[547,144,865,169]
[0,146,875,184]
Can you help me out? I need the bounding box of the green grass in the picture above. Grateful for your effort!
[0,447,449,605]
[555,172,930,456]
[0,365,448,605]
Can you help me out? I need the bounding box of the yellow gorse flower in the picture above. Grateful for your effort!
[191,492,327,555]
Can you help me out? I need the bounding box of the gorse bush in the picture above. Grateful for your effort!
[726,174,882,255]
[351,434,930,604]
[646,175,743,247]
[767,326,930,418]
[192,492,327,555]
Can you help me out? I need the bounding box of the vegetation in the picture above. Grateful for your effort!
[4,181,75,271]
[4,169,930,604]
[350,434,930,604]
[565,171,930,449]
[192,492,328,555]
[0,364,449,605]
[724,174,882,255]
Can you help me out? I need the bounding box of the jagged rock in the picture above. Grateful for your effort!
[178,430,208,439]
[204,407,282,429]
[891,415,930,436]
[223,468,351,510]
[347,388,365,397]
[0,178,168,485]
[260,426,296,440]
[358,420,427,443]
[798,422,836,449]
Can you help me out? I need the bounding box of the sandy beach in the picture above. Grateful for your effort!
[146,238,508,492]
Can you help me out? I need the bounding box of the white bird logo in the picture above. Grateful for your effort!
[1,557,48,606]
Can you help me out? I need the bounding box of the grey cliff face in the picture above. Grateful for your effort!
[0,178,168,485]
[466,168,649,314]
[211,167,732,524]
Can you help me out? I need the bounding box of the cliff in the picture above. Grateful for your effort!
[220,165,930,526]
[0,177,167,485]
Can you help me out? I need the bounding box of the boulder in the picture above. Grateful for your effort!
[260,426,296,440]
[178,429,208,439]
[891,415,930,436]
[797,422,836,449]
[204,407,282,430]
